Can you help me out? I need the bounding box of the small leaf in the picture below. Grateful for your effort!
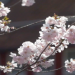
[3,16,9,21]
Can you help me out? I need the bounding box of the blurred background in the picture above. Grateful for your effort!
[0,0,75,75]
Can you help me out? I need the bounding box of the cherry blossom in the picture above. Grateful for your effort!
[0,18,15,32]
[55,16,68,26]
[1,26,10,32]
[2,15,74,74]
[40,59,54,69]
[18,41,37,57]
[39,27,59,42]
[0,2,10,17]
[32,67,42,72]
[45,16,56,25]
[41,24,50,32]
[22,0,35,6]
[0,20,4,28]
[8,15,74,73]
[34,39,48,55]
[1,1,75,74]
[65,25,75,44]
[0,61,17,73]
[65,58,75,73]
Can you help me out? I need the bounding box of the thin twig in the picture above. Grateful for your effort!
[36,39,64,64]
[0,19,44,35]
[36,43,50,62]
[15,43,50,75]
[14,69,21,71]
[16,65,30,75]
[9,0,22,8]
[48,66,64,72]
[10,16,75,75]
[27,66,64,72]
[15,41,63,75]
[15,39,64,75]
[1,16,75,35]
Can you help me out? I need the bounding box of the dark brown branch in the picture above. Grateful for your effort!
[15,43,50,75]
[36,43,50,62]
[35,39,64,63]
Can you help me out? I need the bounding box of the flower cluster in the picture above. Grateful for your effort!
[0,17,15,32]
[10,41,54,72]
[65,59,75,73]
[65,25,75,44]
[39,15,69,53]
[8,15,71,73]
[0,2,15,32]
[0,2,10,17]
[0,61,17,73]
[1,13,75,73]
[0,12,75,73]
[10,41,37,65]
[0,1,75,74]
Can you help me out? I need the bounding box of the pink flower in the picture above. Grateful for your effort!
[41,59,54,69]
[19,41,37,57]
[41,24,50,32]
[57,26,66,40]
[45,16,56,25]
[0,20,4,28]
[64,25,75,44]
[17,41,37,64]
[22,0,35,6]
[14,56,24,65]
[59,16,68,23]
[10,53,24,65]
[65,58,75,73]
[55,16,68,27]
[39,27,58,42]
[35,39,48,55]
[0,2,10,17]
[44,47,55,56]
[1,26,10,32]
[9,52,16,58]
[32,67,42,72]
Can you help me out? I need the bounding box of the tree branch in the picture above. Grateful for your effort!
[27,66,64,72]
[9,0,22,8]
[36,43,50,62]
[15,39,63,75]
[0,19,44,35]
